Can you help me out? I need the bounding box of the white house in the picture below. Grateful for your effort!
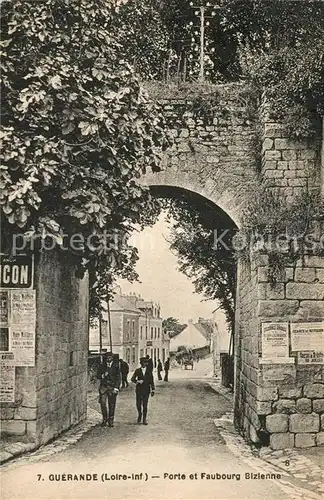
[170,319,210,352]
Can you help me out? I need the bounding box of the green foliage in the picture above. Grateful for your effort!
[116,1,324,137]
[1,0,168,317]
[163,199,237,331]
[240,189,324,284]
[110,0,169,80]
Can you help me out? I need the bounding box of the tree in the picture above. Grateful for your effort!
[110,0,169,80]
[164,198,237,332]
[1,0,168,317]
[162,317,187,338]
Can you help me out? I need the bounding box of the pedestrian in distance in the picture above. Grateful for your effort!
[145,354,154,373]
[119,358,129,388]
[131,357,155,425]
[97,352,120,427]
[157,359,163,380]
[164,357,170,382]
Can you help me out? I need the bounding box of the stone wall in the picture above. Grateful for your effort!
[0,250,89,445]
[234,105,324,449]
[142,83,259,227]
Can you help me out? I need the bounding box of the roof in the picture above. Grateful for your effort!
[110,295,141,314]
[194,322,211,341]
[170,322,209,350]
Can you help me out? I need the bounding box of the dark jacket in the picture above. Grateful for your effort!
[97,361,121,394]
[131,367,155,395]
[157,361,163,372]
[120,360,129,375]
[146,357,153,373]
[164,359,170,371]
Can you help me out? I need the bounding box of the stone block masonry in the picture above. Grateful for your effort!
[234,99,323,450]
[0,250,89,445]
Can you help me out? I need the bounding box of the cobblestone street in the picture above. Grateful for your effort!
[2,362,323,500]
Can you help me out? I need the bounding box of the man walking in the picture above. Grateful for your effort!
[157,359,163,380]
[164,357,170,382]
[120,358,129,388]
[131,357,155,425]
[97,352,120,427]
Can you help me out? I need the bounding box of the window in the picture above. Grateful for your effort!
[157,327,160,338]
[154,327,157,339]
[145,326,148,339]
[126,348,131,364]
[140,326,143,340]
[140,349,144,358]
[151,327,153,339]
[132,320,135,337]
[126,320,130,340]
[69,351,74,367]
[132,346,136,364]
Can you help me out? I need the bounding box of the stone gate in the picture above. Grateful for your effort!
[141,82,324,449]
[1,82,323,450]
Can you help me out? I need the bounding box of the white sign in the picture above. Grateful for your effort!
[0,352,15,403]
[10,290,36,366]
[10,326,35,367]
[291,322,324,351]
[298,351,324,365]
[10,290,36,326]
[261,322,290,360]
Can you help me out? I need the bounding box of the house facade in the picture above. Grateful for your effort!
[124,295,170,367]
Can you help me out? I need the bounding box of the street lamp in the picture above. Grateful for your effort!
[189,1,218,82]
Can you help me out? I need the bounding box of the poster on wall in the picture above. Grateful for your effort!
[10,290,36,326]
[10,290,36,366]
[261,322,291,363]
[10,326,35,367]
[298,351,324,365]
[291,322,324,351]
[0,351,15,403]
[0,290,9,324]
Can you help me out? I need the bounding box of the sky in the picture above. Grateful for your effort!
[118,213,219,324]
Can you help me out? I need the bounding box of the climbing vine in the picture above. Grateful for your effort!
[238,190,324,284]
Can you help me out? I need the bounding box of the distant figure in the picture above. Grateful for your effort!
[145,354,153,373]
[196,355,200,363]
[120,359,129,388]
[164,357,170,382]
[97,352,120,427]
[131,357,155,425]
[157,359,163,380]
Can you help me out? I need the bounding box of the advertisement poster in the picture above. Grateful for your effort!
[10,290,36,327]
[0,290,9,324]
[291,322,324,352]
[298,351,324,365]
[261,322,290,362]
[0,352,15,403]
[10,326,35,367]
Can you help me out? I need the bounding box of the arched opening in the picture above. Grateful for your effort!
[96,184,239,397]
